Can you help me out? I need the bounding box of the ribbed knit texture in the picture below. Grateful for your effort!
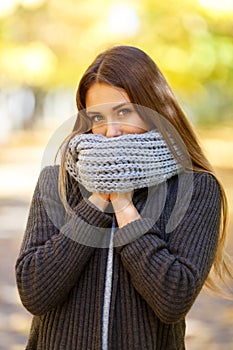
[66,131,183,193]
[15,165,221,350]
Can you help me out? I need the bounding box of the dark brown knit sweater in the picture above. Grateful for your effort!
[15,165,221,349]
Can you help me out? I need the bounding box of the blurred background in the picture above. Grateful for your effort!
[0,0,233,349]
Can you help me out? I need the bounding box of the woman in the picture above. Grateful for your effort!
[16,46,232,349]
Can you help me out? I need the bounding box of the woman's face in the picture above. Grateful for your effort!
[85,83,149,137]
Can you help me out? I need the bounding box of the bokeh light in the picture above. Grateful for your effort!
[108,3,140,37]
[198,0,233,12]
[0,42,57,85]
[0,0,17,17]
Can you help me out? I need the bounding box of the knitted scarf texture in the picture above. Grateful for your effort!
[65,130,183,193]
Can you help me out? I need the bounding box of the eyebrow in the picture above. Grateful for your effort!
[86,102,131,115]
[112,102,131,111]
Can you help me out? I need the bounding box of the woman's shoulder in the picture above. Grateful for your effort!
[40,164,60,177]
[167,170,221,204]
[39,165,60,182]
[192,170,221,192]
[37,165,60,195]
[170,170,220,187]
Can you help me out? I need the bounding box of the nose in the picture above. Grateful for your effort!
[105,122,122,138]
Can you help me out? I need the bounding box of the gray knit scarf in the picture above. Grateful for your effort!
[65,130,183,193]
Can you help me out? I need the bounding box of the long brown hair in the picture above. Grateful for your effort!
[59,45,232,296]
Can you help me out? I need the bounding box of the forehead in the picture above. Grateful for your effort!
[86,83,130,110]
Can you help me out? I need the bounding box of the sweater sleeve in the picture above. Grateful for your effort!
[15,166,112,316]
[115,172,221,324]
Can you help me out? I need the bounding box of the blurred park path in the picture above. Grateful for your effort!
[0,130,44,350]
[0,124,232,350]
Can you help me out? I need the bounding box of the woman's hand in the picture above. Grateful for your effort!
[110,192,141,228]
[88,193,110,212]
[88,192,141,227]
